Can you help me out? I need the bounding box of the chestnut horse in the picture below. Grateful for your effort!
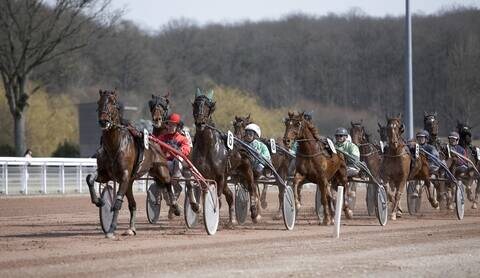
[192,91,260,225]
[232,114,293,219]
[381,115,438,220]
[86,90,172,238]
[283,112,350,225]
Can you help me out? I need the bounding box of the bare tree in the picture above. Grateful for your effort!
[0,0,118,155]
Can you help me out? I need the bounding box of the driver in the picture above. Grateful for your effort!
[334,127,360,177]
[244,123,271,176]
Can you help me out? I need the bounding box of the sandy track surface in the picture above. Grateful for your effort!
[1,187,479,278]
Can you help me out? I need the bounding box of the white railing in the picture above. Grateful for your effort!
[0,157,147,196]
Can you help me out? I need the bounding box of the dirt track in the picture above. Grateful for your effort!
[1,188,479,278]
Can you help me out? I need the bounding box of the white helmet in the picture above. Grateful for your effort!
[245,123,261,138]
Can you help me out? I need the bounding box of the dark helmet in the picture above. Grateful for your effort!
[416,130,429,139]
[448,131,459,140]
[335,127,349,136]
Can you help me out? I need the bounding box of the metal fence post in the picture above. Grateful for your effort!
[4,163,7,195]
[22,164,28,195]
[42,164,47,194]
[60,164,65,194]
[78,164,83,193]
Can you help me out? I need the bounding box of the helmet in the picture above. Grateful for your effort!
[448,131,459,140]
[245,123,261,138]
[335,127,349,136]
[416,130,429,138]
[167,113,181,124]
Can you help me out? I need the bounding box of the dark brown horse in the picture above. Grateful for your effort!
[232,114,293,220]
[86,90,172,238]
[192,91,260,225]
[382,115,438,220]
[350,122,382,179]
[283,111,350,225]
[149,93,170,135]
[456,121,480,208]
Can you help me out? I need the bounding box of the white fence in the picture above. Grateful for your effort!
[0,157,147,196]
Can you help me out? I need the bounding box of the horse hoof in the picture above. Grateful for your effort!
[345,209,353,219]
[191,202,200,213]
[431,200,439,209]
[252,214,261,224]
[261,200,268,209]
[396,211,402,218]
[272,210,283,220]
[95,198,105,208]
[472,203,478,209]
[105,233,116,239]
[448,204,454,210]
[122,229,136,236]
[390,213,397,221]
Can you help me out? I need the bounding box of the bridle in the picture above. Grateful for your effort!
[149,96,169,125]
[284,117,323,158]
[193,96,215,128]
[98,92,120,130]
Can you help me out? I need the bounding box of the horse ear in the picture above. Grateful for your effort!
[398,112,403,119]
[151,94,155,99]
[165,90,171,98]
[288,111,294,118]
[434,112,437,117]
[99,90,103,96]
[378,122,382,128]
[247,113,251,120]
[206,89,214,100]
[351,121,354,127]
[195,87,202,98]
[424,111,428,117]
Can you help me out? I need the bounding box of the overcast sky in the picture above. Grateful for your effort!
[111,0,480,30]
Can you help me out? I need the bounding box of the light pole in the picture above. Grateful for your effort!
[405,0,414,139]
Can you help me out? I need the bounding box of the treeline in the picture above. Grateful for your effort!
[33,7,480,136]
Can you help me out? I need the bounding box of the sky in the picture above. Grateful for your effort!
[111,0,480,30]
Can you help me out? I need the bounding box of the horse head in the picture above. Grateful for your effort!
[386,115,404,149]
[423,111,439,136]
[192,88,216,129]
[283,111,307,148]
[456,120,472,145]
[149,93,170,128]
[97,89,121,130]
[232,114,252,139]
[350,121,368,145]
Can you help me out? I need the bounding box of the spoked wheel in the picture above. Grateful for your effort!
[235,183,249,225]
[347,182,357,211]
[406,181,422,215]
[184,184,202,228]
[146,183,161,224]
[375,185,388,226]
[99,184,115,234]
[455,181,465,220]
[282,185,295,230]
[203,185,219,235]
[366,183,376,216]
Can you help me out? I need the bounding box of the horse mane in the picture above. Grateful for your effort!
[305,119,321,141]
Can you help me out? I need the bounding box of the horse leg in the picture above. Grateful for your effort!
[424,178,439,209]
[319,178,333,225]
[106,171,130,239]
[292,172,306,212]
[185,170,200,213]
[86,170,109,207]
[390,181,404,220]
[473,179,479,209]
[260,183,268,209]
[272,184,285,220]
[244,169,260,224]
[123,182,137,236]
[220,176,236,226]
[342,181,353,220]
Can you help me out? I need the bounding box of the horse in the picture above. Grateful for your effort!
[381,115,438,220]
[86,90,172,238]
[283,111,350,225]
[191,90,261,225]
[149,93,170,136]
[350,122,382,179]
[232,114,293,220]
[456,121,480,208]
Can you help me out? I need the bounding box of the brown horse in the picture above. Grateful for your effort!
[381,115,438,220]
[86,90,172,238]
[283,111,350,225]
[350,122,382,179]
[192,91,261,225]
[149,93,170,135]
[232,114,293,219]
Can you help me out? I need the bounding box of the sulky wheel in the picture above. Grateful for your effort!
[99,184,115,234]
[375,184,388,226]
[455,181,465,220]
[235,183,249,225]
[184,184,202,228]
[282,185,295,230]
[146,183,161,224]
[203,185,219,235]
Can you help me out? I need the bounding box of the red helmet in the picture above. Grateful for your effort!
[167,113,181,124]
